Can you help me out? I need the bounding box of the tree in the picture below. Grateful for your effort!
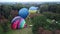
[40,4,49,13]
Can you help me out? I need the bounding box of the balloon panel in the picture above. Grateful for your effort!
[20,19,26,28]
[29,6,38,10]
[19,8,29,19]
[29,10,37,13]
[12,19,20,29]
[11,16,21,23]
[17,18,22,29]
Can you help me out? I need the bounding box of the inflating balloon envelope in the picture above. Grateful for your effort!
[29,6,38,13]
[11,16,26,29]
[19,8,29,19]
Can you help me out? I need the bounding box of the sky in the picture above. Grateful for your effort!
[0,0,60,2]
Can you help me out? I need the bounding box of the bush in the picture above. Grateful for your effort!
[55,14,60,21]
[43,12,60,21]
[43,12,60,30]
[31,15,50,34]
[31,15,60,34]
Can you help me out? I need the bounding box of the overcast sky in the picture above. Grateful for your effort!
[0,0,60,2]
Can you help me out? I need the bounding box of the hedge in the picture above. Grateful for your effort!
[31,15,60,34]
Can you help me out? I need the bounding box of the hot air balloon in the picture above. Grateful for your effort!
[11,16,26,29]
[19,8,29,19]
[29,6,38,13]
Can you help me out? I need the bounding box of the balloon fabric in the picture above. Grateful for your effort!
[19,8,29,19]
[11,16,26,29]
[29,6,38,10]
[29,6,38,13]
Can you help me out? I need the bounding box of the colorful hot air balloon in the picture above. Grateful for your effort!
[11,16,26,29]
[19,8,29,19]
[29,6,38,13]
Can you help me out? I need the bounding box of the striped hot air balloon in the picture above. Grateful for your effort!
[11,16,26,29]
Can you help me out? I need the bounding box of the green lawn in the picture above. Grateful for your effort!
[6,27,32,34]
[0,27,32,34]
[0,24,33,34]
[0,19,33,34]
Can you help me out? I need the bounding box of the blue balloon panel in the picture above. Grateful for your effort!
[19,8,29,19]
[29,6,38,10]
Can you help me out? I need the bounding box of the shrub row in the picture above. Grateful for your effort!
[43,12,60,21]
[31,15,60,34]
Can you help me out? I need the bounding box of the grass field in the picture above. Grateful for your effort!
[6,27,32,34]
[0,24,33,34]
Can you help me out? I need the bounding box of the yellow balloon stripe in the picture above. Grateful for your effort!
[29,10,37,13]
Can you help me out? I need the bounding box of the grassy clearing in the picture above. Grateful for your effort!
[0,23,33,34]
[5,20,33,34]
[0,27,32,34]
[6,27,32,34]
